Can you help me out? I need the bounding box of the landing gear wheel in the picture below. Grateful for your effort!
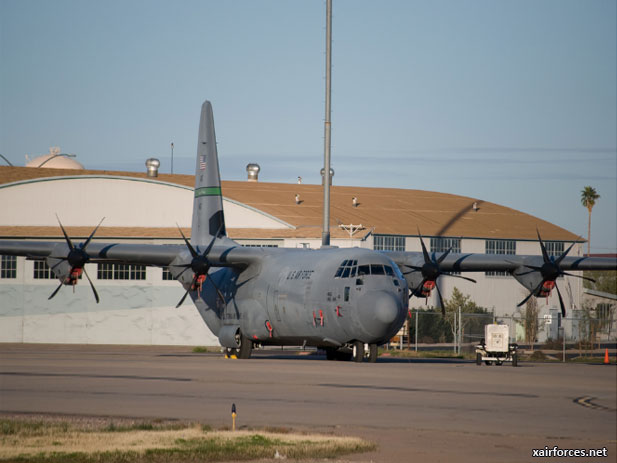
[476,353,482,365]
[237,333,253,359]
[485,361,492,366]
[368,344,378,363]
[496,360,503,366]
[325,347,336,361]
[352,341,364,363]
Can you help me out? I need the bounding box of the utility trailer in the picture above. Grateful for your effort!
[475,324,518,366]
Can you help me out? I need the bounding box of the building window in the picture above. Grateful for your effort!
[485,239,516,276]
[162,268,175,280]
[544,241,565,257]
[430,237,461,253]
[33,260,54,279]
[374,235,405,251]
[1,255,17,279]
[242,244,279,248]
[97,263,146,280]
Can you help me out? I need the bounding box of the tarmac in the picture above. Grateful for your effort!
[1,344,615,463]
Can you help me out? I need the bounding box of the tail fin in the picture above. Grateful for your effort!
[191,100,226,246]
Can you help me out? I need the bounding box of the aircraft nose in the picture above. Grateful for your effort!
[357,291,404,341]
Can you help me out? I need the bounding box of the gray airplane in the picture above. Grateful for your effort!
[1,100,615,362]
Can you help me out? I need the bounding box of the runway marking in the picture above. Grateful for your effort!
[320,383,538,398]
[0,372,192,382]
[573,396,615,412]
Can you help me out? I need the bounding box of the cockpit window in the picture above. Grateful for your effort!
[358,265,370,276]
[370,264,385,275]
[334,259,358,278]
[384,265,394,276]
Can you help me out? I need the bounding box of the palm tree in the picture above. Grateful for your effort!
[580,186,600,255]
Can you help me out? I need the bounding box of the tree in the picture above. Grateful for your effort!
[523,295,539,351]
[580,186,600,255]
[442,287,489,348]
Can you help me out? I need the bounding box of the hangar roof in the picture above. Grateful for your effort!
[0,166,581,241]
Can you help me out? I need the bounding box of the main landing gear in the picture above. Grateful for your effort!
[225,332,253,359]
[327,342,378,363]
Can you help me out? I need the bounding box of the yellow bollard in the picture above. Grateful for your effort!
[232,403,237,431]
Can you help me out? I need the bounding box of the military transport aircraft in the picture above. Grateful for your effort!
[1,100,615,362]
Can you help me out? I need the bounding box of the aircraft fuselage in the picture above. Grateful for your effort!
[191,247,409,349]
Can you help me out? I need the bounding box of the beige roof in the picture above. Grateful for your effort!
[0,166,581,241]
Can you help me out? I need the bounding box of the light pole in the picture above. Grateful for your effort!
[171,142,174,174]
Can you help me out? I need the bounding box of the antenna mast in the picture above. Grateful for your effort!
[322,0,333,246]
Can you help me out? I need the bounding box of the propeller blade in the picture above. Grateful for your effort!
[176,288,190,308]
[517,280,545,307]
[205,273,226,303]
[82,217,105,250]
[50,258,68,271]
[555,283,566,317]
[176,225,199,259]
[176,274,197,308]
[445,273,477,283]
[437,246,453,264]
[513,269,537,276]
[48,281,64,300]
[555,242,575,266]
[202,222,224,258]
[561,272,596,283]
[536,229,550,263]
[417,228,431,264]
[410,278,427,297]
[434,281,446,317]
[82,267,99,304]
[56,215,74,251]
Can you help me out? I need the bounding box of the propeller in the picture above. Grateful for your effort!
[403,230,476,315]
[515,230,595,317]
[173,225,225,308]
[49,215,104,303]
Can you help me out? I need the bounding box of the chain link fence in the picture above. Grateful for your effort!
[392,309,617,354]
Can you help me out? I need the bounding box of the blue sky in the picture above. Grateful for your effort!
[1,0,615,252]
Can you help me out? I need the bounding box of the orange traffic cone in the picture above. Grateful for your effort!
[604,348,610,365]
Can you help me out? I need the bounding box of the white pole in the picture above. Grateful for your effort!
[321,0,332,246]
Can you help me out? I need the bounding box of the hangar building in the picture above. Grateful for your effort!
[0,159,587,345]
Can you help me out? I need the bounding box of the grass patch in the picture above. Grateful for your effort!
[191,346,220,353]
[0,417,375,462]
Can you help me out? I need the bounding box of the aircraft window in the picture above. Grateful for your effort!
[342,267,351,278]
[350,266,357,277]
[358,265,370,276]
[344,286,350,301]
[371,264,385,275]
[342,259,350,266]
[352,260,358,266]
[356,278,363,285]
[334,267,343,278]
[384,265,394,276]
[393,279,400,287]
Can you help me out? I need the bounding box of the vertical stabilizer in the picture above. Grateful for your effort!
[191,100,226,246]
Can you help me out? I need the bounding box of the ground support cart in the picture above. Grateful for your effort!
[475,324,518,367]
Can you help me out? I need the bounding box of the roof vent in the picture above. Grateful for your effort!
[145,158,160,177]
[320,167,334,186]
[246,163,260,181]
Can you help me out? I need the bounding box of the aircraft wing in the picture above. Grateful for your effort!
[387,251,617,273]
[0,240,265,267]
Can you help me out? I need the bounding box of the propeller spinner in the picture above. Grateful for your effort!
[403,230,476,315]
[516,230,595,317]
